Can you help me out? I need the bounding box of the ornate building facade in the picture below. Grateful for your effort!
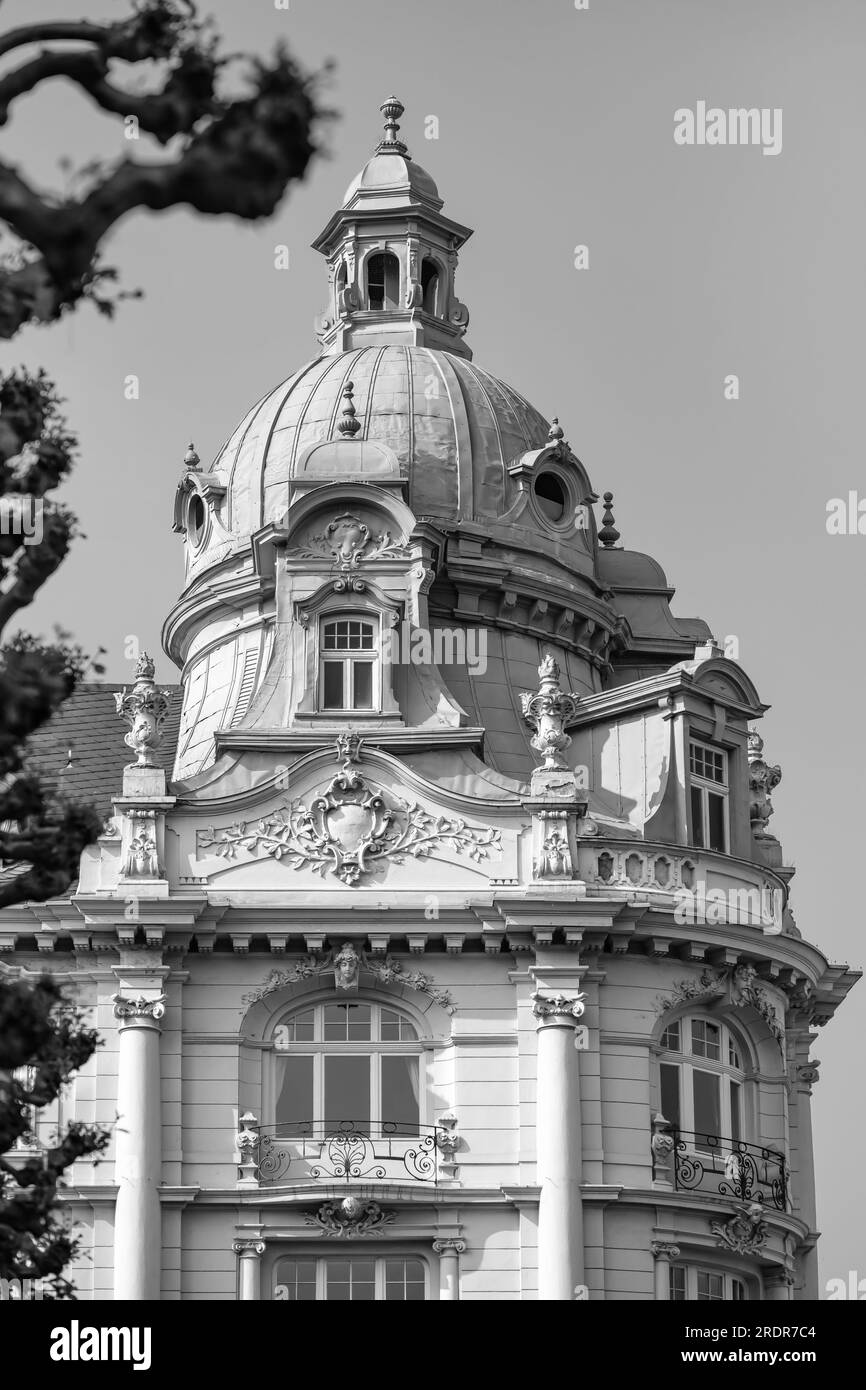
[2,98,857,1301]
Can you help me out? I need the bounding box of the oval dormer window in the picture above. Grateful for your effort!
[187,493,206,547]
[366,253,400,311]
[533,472,566,523]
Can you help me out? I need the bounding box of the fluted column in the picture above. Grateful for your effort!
[233,1240,266,1300]
[433,1239,466,1300]
[113,993,165,1300]
[533,986,586,1300]
[650,1241,680,1300]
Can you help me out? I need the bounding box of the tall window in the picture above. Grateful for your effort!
[689,740,729,852]
[274,1255,426,1302]
[421,258,440,314]
[658,1016,745,1151]
[273,1001,421,1136]
[670,1265,748,1301]
[366,252,400,310]
[320,617,378,711]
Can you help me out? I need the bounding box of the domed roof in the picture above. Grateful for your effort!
[342,151,440,209]
[211,345,551,542]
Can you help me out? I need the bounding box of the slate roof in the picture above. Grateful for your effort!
[26,681,182,822]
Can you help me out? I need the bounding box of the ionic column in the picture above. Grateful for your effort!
[433,1239,466,1300]
[650,1241,681,1300]
[112,992,165,1300]
[533,987,586,1301]
[233,1240,266,1300]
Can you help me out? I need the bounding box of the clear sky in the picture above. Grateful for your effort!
[3,0,863,1291]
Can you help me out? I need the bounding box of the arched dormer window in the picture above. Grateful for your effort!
[320,616,378,711]
[366,252,400,310]
[421,258,440,315]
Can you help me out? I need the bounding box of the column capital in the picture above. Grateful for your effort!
[432,1239,466,1255]
[531,989,586,1026]
[650,1241,681,1260]
[112,991,166,1025]
[232,1239,266,1256]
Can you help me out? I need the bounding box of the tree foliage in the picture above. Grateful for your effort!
[0,976,108,1295]
[0,0,327,1295]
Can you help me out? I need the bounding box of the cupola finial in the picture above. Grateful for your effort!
[183,441,200,470]
[377,95,409,156]
[337,380,362,436]
[598,491,621,548]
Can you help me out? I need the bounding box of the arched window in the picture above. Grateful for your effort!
[320,616,378,711]
[421,258,440,314]
[335,260,347,294]
[658,1015,746,1150]
[366,252,400,310]
[272,1000,422,1137]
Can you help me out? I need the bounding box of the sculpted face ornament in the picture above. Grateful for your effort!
[520,655,581,770]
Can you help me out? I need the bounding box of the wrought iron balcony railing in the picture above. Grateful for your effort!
[672,1129,788,1211]
[237,1117,456,1187]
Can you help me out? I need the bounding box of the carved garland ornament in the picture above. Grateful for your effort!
[658,965,784,1046]
[305,1197,394,1239]
[198,764,500,887]
[241,950,456,1013]
[710,1198,769,1255]
[286,512,409,570]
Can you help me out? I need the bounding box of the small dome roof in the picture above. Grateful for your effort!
[342,152,440,209]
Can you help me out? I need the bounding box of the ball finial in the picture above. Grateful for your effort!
[183,441,200,470]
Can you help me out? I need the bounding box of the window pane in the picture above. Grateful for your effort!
[659,1063,681,1129]
[324,1055,370,1133]
[669,1265,686,1301]
[323,661,343,708]
[732,1279,748,1301]
[730,1081,741,1141]
[728,1036,741,1068]
[280,1009,314,1043]
[697,1271,724,1301]
[275,1055,313,1132]
[690,785,705,847]
[385,1258,425,1301]
[323,1003,372,1041]
[660,1020,681,1052]
[352,660,374,708]
[691,1020,720,1061]
[325,1258,375,1302]
[381,1055,419,1134]
[707,791,726,852]
[693,1069,721,1147]
[275,1258,317,1301]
